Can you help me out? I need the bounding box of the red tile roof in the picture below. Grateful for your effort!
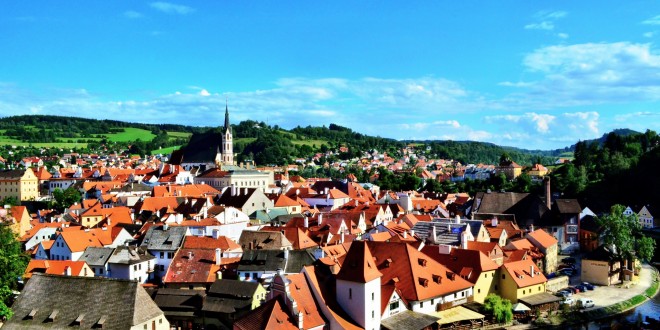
[336,241,382,283]
[501,259,546,288]
[526,228,558,249]
[234,296,298,330]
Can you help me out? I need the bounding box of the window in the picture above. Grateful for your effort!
[372,292,374,301]
[539,286,541,291]
[420,301,424,308]
[160,252,164,259]
[99,268,104,275]
[372,310,374,318]
[523,290,525,294]
[167,252,173,259]
[349,288,352,300]
[502,274,505,279]
[478,288,481,293]
[389,301,399,311]
[494,285,498,290]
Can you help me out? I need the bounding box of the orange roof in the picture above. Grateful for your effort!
[361,242,473,302]
[59,230,103,252]
[274,194,301,207]
[234,296,298,330]
[336,241,382,283]
[526,228,558,249]
[163,249,223,284]
[421,247,499,284]
[24,260,89,279]
[260,227,317,250]
[501,259,546,288]
[183,236,241,251]
[508,238,535,250]
[285,274,326,329]
[328,188,349,199]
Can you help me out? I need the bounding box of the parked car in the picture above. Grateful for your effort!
[558,264,577,270]
[562,257,576,264]
[574,284,587,292]
[565,286,580,294]
[556,290,573,298]
[582,282,595,290]
[578,298,595,309]
[559,268,576,276]
[561,297,575,306]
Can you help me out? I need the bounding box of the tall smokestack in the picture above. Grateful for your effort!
[544,177,551,209]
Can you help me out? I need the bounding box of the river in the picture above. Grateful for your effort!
[566,291,660,329]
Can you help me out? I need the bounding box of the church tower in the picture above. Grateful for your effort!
[221,101,234,165]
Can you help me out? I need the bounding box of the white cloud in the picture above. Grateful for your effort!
[525,21,554,31]
[510,42,660,107]
[557,33,569,39]
[526,10,567,31]
[486,113,556,134]
[643,31,655,38]
[123,10,143,19]
[199,89,210,96]
[150,2,194,15]
[642,15,660,25]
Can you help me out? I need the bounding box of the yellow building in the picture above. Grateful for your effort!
[528,164,549,178]
[0,168,39,201]
[7,205,32,237]
[499,259,547,302]
[496,161,522,180]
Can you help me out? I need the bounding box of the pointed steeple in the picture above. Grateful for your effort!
[224,99,231,133]
[336,241,382,283]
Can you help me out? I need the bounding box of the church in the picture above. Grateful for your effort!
[170,102,237,172]
[170,104,274,192]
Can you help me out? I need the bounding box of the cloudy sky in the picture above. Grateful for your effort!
[1,1,660,150]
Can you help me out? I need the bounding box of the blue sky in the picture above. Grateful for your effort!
[1,1,660,150]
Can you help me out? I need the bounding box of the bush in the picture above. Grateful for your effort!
[482,294,514,323]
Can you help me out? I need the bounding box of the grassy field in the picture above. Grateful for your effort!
[150,145,181,155]
[292,139,328,147]
[166,131,192,139]
[105,128,156,142]
[235,138,257,144]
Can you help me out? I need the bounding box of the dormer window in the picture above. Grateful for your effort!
[419,278,429,287]
[418,258,427,267]
[46,310,58,322]
[433,274,442,284]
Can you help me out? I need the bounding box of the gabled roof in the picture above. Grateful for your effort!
[5,274,164,330]
[554,199,582,214]
[79,247,115,267]
[421,247,499,284]
[501,259,546,288]
[260,226,317,250]
[23,260,90,279]
[140,225,187,251]
[183,236,241,251]
[284,273,326,329]
[336,241,382,283]
[59,230,103,252]
[238,230,293,250]
[526,228,558,249]
[233,295,298,330]
[163,248,221,284]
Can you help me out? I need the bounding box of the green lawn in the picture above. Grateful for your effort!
[166,131,192,139]
[292,139,328,147]
[105,128,156,142]
[150,145,181,155]
[235,138,257,144]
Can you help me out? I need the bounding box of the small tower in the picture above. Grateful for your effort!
[335,241,382,330]
[221,100,234,166]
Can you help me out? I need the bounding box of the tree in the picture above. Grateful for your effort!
[52,187,82,212]
[597,204,656,262]
[0,223,29,320]
[482,294,513,323]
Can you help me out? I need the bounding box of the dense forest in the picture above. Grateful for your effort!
[550,130,659,212]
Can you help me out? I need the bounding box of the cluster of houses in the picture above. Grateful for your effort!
[4,166,646,330]
[1,110,655,329]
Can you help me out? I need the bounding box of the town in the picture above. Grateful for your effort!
[0,109,658,330]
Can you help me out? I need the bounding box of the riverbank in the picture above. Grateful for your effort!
[533,264,659,328]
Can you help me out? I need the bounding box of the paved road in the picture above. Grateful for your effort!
[565,262,655,310]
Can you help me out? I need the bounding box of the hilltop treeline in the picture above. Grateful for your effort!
[550,130,660,211]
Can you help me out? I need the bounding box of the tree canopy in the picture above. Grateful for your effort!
[0,224,29,320]
[482,294,513,323]
[597,204,656,262]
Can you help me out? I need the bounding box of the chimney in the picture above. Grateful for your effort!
[107,217,111,226]
[65,266,71,276]
[244,187,248,195]
[492,217,498,227]
[403,231,408,238]
[231,184,237,196]
[298,311,304,330]
[544,177,551,209]
[341,231,345,243]
[432,225,438,243]
[410,229,415,238]
[530,265,534,277]
[461,231,468,249]
[215,248,222,266]
[318,214,323,225]
[303,217,309,228]
[284,249,289,259]
[188,252,194,260]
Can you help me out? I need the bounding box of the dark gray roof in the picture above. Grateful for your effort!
[381,310,440,330]
[215,187,259,208]
[208,279,261,297]
[462,220,484,238]
[236,249,315,274]
[108,246,155,265]
[4,274,164,330]
[518,292,562,306]
[554,199,582,214]
[473,191,551,227]
[153,289,204,312]
[140,225,187,251]
[203,279,261,314]
[79,247,114,267]
[0,169,28,179]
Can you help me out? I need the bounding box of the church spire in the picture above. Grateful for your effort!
[224,98,231,133]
